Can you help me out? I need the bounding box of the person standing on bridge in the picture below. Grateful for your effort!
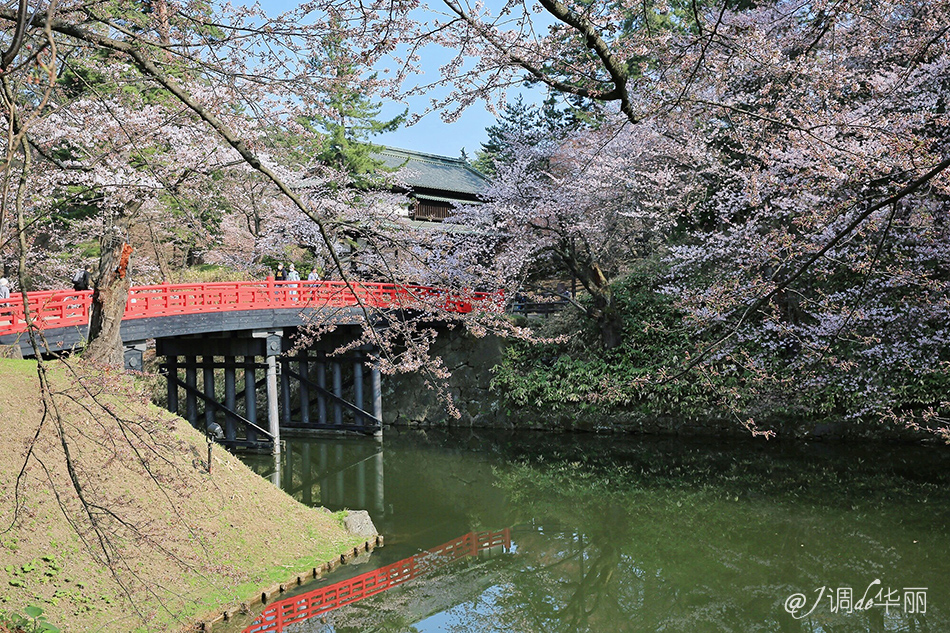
[286,263,300,300]
[306,267,320,303]
[0,277,9,300]
[273,263,287,301]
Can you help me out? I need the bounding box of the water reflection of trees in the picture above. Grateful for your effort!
[484,439,950,633]
[238,430,949,632]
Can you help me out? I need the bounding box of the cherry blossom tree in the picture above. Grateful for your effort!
[0,0,528,390]
[0,0,417,362]
[457,119,714,348]
[658,0,950,432]
[405,0,950,305]
[438,0,950,433]
[0,2,459,622]
[2,0,946,432]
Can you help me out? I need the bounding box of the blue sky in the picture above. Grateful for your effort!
[374,94,498,160]
[254,1,544,160]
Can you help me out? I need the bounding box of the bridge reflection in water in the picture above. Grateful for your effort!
[245,438,386,517]
[244,529,511,633]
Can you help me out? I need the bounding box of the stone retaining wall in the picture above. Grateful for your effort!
[382,330,935,442]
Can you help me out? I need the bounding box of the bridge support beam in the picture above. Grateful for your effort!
[372,367,383,440]
[316,352,326,425]
[298,350,310,426]
[185,357,197,425]
[155,327,383,453]
[280,356,292,427]
[166,355,179,415]
[332,361,343,426]
[264,333,283,456]
[203,356,216,435]
[245,355,257,442]
[224,357,237,442]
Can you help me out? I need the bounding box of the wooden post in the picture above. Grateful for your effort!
[224,356,236,442]
[166,355,179,415]
[245,355,258,442]
[371,367,382,439]
[265,338,281,456]
[270,452,281,488]
[280,356,291,426]
[185,356,197,426]
[266,354,280,455]
[203,356,215,432]
[299,350,310,426]
[332,361,342,426]
[316,352,327,425]
[353,357,364,426]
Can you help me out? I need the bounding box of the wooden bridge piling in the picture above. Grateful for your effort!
[155,327,384,456]
[224,357,237,442]
[245,356,258,442]
[298,350,310,426]
[265,353,280,454]
[316,352,327,425]
[203,357,216,434]
[186,358,198,424]
[166,355,179,413]
[0,279,503,460]
[332,361,343,426]
[371,368,383,439]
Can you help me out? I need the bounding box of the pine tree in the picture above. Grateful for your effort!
[303,25,405,184]
[472,93,576,175]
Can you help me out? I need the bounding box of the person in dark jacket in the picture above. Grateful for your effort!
[274,263,286,281]
[72,265,91,291]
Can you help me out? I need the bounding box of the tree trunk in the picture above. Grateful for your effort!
[584,263,623,350]
[591,293,624,350]
[85,212,137,367]
[147,216,174,282]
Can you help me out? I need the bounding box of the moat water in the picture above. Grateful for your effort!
[231,428,950,632]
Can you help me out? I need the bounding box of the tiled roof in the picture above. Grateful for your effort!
[374,147,486,195]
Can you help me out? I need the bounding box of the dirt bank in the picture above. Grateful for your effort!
[0,358,368,632]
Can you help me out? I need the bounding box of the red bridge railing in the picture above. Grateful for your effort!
[0,280,502,339]
[245,528,511,633]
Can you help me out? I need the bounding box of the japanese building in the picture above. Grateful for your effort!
[374,147,486,223]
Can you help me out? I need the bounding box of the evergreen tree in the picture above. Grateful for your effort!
[472,93,576,175]
[304,25,405,184]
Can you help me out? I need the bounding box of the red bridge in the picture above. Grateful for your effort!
[0,279,500,342]
[0,280,502,448]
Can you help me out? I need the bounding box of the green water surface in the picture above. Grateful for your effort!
[238,429,950,632]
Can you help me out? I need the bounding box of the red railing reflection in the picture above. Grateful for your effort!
[0,281,503,339]
[245,528,512,633]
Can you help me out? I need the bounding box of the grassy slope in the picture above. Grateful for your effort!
[0,358,367,632]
